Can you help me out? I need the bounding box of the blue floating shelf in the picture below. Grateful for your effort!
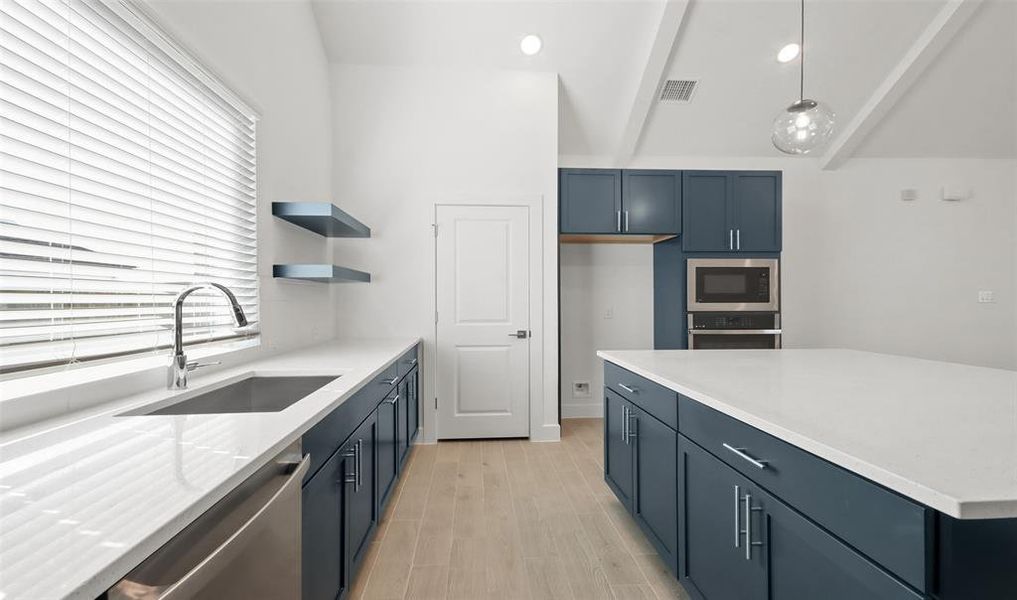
[272,202,371,238]
[273,264,371,283]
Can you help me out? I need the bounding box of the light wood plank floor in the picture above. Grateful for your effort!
[351,418,692,600]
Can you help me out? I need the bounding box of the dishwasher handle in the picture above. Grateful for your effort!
[158,454,310,600]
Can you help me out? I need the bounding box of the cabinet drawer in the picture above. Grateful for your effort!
[304,362,399,482]
[678,396,929,592]
[396,345,419,380]
[604,362,677,430]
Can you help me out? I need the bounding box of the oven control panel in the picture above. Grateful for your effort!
[689,312,778,330]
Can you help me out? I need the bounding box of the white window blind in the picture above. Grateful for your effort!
[0,0,259,375]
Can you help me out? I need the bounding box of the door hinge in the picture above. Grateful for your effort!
[434,311,438,324]
[432,223,438,237]
[434,397,438,410]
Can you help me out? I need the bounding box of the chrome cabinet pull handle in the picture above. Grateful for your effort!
[627,411,638,441]
[617,383,638,394]
[621,404,628,444]
[354,439,363,492]
[723,443,769,470]
[616,210,622,232]
[736,229,741,250]
[744,493,763,560]
[623,210,629,232]
[342,448,357,485]
[386,394,399,405]
[729,229,734,250]
[734,485,741,548]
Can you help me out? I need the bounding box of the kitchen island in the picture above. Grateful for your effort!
[598,348,1017,600]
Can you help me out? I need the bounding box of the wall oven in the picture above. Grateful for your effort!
[687,258,779,313]
[687,313,782,350]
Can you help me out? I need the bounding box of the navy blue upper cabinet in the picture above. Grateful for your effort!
[682,172,733,252]
[560,169,622,233]
[733,173,781,252]
[682,171,781,253]
[622,170,681,234]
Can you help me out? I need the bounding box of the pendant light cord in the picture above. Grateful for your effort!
[799,0,805,101]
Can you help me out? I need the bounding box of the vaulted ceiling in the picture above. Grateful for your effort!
[310,0,1017,163]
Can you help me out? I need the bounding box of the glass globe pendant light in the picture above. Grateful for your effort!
[771,0,835,154]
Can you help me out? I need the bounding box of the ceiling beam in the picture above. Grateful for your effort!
[820,0,982,170]
[615,0,691,164]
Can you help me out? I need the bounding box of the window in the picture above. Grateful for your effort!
[1,0,259,375]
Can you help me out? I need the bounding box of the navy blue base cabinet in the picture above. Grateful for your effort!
[603,360,1017,600]
[679,436,921,600]
[302,344,420,600]
[603,367,679,575]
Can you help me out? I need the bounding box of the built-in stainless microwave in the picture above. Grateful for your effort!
[687,258,779,312]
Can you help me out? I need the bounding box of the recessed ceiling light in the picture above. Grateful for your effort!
[520,34,542,56]
[777,43,800,63]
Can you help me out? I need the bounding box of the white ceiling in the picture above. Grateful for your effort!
[853,0,1017,159]
[310,0,1017,161]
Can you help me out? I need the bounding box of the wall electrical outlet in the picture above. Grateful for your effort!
[572,381,591,398]
[978,290,996,304]
[604,308,614,319]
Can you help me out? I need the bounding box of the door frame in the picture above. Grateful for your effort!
[432,196,545,441]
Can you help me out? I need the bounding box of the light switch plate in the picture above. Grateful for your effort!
[978,290,995,303]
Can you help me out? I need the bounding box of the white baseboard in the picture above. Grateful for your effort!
[530,423,562,442]
[561,402,604,419]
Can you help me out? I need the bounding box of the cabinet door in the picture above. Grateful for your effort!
[679,436,766,600]
[396,378,410,468]
[346,414,377,576]
[377,391,398,508]
[407,368,419,443]
[622,170,681,234]
[767,488,923,600]
[631,406,678,574]
[682,171,734,252]
[732,172,781,252]
[302,448,349,600]
[604,390,634,509]
[560,169,622,233]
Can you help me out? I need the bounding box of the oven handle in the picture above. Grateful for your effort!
[688,329,782,335]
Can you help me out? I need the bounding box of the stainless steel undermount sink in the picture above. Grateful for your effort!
[123,375,339,416]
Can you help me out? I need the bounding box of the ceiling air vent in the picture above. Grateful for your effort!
[659,79,697,103]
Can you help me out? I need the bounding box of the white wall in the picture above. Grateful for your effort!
[561,155,1017,371]
[148,0,336,355]
[806,158,1016,370]
[328,65,560,441]
[560,244,653,418]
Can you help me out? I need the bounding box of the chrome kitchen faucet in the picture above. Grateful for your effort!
[168,282,249,390]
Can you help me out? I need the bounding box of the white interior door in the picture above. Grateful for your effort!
[435,204,530,439]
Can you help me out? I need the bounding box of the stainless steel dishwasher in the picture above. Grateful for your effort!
[107,442,309,600]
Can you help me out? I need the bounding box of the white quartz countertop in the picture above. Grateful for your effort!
[0,338,419,600]
[597,349,1017,520]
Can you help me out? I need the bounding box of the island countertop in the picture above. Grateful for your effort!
[0,338,419,600]
[597,349,1017,520]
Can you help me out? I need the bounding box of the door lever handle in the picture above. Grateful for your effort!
[508,330,529,339]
